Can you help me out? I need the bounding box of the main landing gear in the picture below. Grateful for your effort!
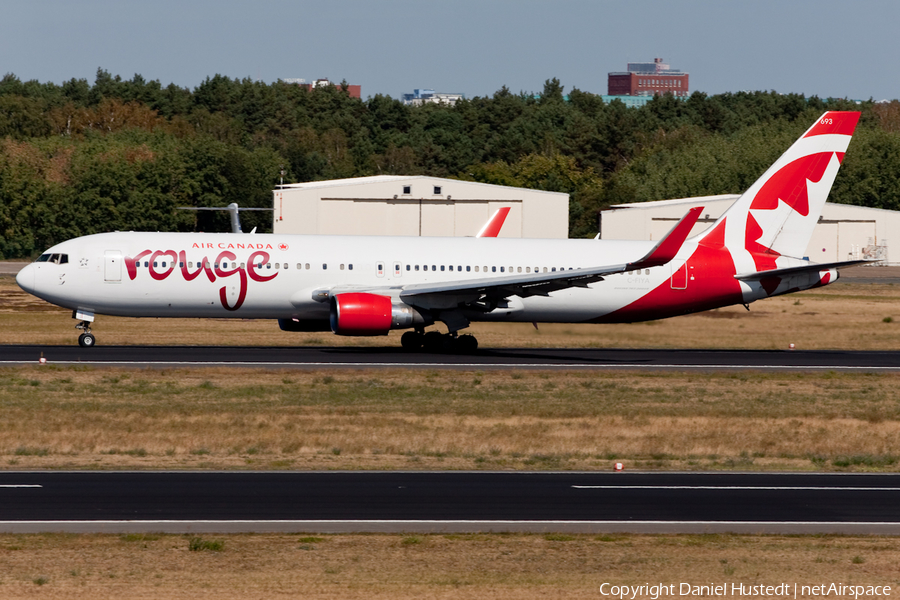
[401,330,478,354]
[76,321,96,348]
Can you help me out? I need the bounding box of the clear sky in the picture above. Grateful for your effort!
[1,0,897,101]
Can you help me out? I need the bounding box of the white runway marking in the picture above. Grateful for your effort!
[572,485,900,491]
[1,519,898,533]
[0,485,42,488]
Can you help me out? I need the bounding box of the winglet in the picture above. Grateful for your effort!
[476,207,511,237]
[627,206,703,270]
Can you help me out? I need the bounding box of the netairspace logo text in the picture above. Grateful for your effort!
[599,583,891,599]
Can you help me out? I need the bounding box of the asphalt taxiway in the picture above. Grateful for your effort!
[1,471,898,534]
[1,344,899,371]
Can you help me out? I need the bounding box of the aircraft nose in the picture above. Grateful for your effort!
[15,263,35,293]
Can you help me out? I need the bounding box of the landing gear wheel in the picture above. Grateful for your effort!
[78,332,96,348]
[401,331,423,351]
[422,331,444,352]
[456,334,478,354]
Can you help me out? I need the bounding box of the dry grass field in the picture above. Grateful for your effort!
[2,272,900,471]
[3,274,900,349]
[2,366,899,471]
[0,533,897,599]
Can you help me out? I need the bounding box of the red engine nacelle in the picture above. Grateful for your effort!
[330,293,394,336]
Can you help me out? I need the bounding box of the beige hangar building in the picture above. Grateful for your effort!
[600,195,896,265]
[272,176,569,239]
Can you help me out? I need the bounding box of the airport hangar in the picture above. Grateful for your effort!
[600,195,897,265]
[272,176,569,239]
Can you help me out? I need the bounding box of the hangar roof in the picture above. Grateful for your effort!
[281,175,566,196]
[609,194,900,217]
[609,194,740,209]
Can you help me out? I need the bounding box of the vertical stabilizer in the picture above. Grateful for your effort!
[698,111,859,273]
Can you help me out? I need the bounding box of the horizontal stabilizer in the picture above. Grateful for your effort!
[734,259,876,282]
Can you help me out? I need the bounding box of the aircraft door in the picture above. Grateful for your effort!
[104,250,122,283]
[670,263,688,290]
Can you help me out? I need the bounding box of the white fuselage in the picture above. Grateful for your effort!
[17,231,695,325]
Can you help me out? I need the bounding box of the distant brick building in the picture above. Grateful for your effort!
[607,58,689,97]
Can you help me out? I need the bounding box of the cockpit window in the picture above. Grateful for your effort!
[36,253,68,264]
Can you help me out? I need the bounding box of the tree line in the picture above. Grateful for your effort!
[1,69,899,259]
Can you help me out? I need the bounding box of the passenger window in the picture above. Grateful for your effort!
[415,265,420,271]
[305,263,310,270]
[467,266,471,272]
[457,265,462,271]
[474,266,479,272]
[153,262,158,268]
[403,185,411,194]
[241,263,246,269]
[145,261,150,267]
[340,264,344,270]
[274,263,279,269]
[543,267,548,273]
[517,267,522,273]
[433,186,442,195]
[551,267,556,272]
[406,265,411,271]
[500,267,504,272]
[645,269,650,275]
[483,266,487,272]
[441,265,445,271]
[349,264,353,270]
[526,267,531,273]
[492,267,497,272]
[432,265,436,271]
[266,263,271,269]
[323,264,327,270]
[296,263,301,270]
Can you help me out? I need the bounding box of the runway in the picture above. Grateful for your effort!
[1,344,899,371]
[1,471,899,534]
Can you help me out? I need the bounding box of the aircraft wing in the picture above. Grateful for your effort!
[400,206,703,304]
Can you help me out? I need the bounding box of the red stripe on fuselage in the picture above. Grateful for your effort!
[595,221,743,323]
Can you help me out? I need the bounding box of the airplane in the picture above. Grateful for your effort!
[16,111,867,351]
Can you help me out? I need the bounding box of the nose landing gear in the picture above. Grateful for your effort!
[76,321,96,348]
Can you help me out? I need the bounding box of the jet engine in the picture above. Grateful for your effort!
[329,293,423,336]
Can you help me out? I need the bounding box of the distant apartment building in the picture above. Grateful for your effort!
[607,58,689,97]
[402,89,464,107]
[282,78,361,99]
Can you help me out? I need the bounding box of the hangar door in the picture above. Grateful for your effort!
[317,198,522,237]
[805,220,876,262]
